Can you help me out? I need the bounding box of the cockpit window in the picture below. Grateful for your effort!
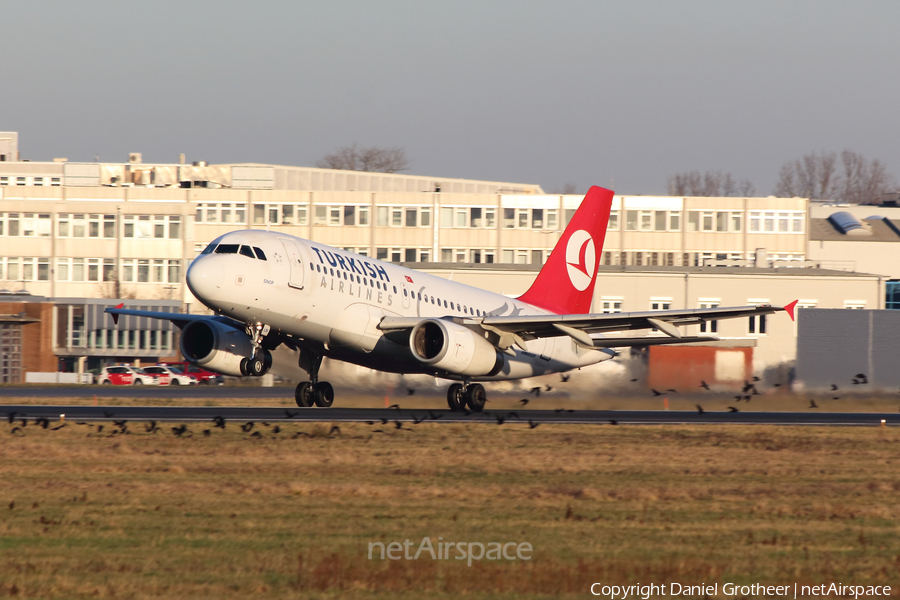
[201,243,217,255]
[239,245,255,258]
[215,244,239,254]
[253,247,267,261]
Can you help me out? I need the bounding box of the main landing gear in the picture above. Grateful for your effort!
[240,322,272,377]
[294,346,334,408]
[447,381,486,412]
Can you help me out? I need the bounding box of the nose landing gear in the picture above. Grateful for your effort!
[294,345,334,408]
[447,381,486,412]
[240,322,272,377]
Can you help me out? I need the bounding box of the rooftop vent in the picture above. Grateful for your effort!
[828,211,872,236]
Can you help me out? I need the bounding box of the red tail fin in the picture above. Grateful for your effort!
[518,186,613,315]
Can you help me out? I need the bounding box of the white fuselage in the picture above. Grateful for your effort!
[186,230,612,381]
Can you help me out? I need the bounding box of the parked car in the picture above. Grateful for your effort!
[98,366,160,386]
[142,365,198,386]
[160,362,225,385]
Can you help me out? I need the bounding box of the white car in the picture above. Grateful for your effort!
[142,365,198,386]
[97,366,161,386]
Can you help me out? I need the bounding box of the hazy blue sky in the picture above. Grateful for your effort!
[2,1,898,194]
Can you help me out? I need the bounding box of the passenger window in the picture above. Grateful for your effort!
[239,246,255,258]
[254,247,267,260]
[215,244,239,254]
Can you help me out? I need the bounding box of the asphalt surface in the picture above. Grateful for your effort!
[1,405,898,426]
[0,384,294,399]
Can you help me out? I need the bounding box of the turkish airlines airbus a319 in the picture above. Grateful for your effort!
[107,186,797,410]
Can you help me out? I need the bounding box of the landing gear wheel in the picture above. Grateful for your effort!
[295,382,314,408]
[240,358,250,377]
[249,357,266,376]
[447,383,465,411]
[465,383,486,412]
[313,381,334,408]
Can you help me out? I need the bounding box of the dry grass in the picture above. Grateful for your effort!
[0,419,899,598]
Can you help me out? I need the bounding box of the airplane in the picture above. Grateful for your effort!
[106,186,797,410]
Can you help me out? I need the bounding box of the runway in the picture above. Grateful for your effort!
[2,405,898,426]
[0,384,294,399]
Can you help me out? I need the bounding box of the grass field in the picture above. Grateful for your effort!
[1,408,900,599]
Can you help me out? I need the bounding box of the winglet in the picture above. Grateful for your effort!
[111,302,124,325]
[783,299,799,322]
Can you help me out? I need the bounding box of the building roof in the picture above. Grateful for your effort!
[810,216,900,243]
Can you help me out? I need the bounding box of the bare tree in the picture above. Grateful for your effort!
[773,151,839,199]
[840,150,895,204]
[549,183,579,194]
[774,150,894,202]
[667,170,755,197]
[316,144,410,173]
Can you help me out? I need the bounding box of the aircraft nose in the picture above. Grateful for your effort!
[186,257,224,300]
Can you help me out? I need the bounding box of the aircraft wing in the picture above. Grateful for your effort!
[104,304,223,329]
[379,301,797,350]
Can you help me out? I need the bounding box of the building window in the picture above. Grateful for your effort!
[747,299,770,334]
[698,300,719,333]
[886,282,900,310]
[601,298,622,313]
[625,210,638,231]
[650,298,671,311]
[687,211,700,232]
[748,314,767,334]
[599,210,615,231]
[844,300,866,310]
[503,208,515,228]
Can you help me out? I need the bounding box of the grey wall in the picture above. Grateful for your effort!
[797,308,900,389]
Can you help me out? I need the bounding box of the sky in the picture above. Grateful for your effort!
[2,1,899,195]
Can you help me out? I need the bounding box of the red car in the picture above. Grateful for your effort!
[160,362,225,385]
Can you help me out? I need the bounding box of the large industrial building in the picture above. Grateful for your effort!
[0,132,893,384]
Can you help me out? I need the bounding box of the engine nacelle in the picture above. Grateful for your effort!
[180,319,254,377]
[410,319,502,377]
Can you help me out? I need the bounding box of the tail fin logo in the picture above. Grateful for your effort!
[565,230,596,291]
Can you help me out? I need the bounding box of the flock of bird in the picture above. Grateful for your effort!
[647,372,888,414]
[5,371,897,438]
[3,408,345,440]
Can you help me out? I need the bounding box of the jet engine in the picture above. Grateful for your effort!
[410,319,502,377]
[180,319,255,377]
